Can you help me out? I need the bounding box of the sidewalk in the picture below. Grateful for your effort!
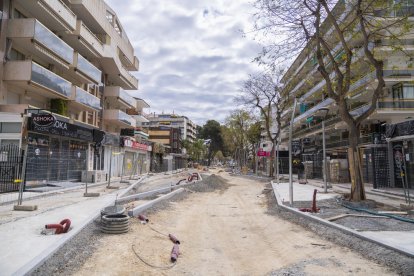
[0,177,138,276]
[271,180,414,257]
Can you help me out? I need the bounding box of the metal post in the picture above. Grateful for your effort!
[322,120,328,193]
[107,146,112,187]
[17,143,28,206]
[289,98,298,205]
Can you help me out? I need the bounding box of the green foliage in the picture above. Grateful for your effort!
[198,120,224,165]
[50,99,68,116]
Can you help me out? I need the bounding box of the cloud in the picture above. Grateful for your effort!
[105,0,262,125]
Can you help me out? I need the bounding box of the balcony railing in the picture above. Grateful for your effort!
[31,62,72,98]
[294,98,334,123]
[78,21,104,56]
[35,20,74,63]
[76,54,101,83]
[42,0,77,29]
[378,99,414,109]
[74,87,101,110]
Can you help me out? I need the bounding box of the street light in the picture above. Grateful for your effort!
[289,98,298,205]
[318,108,329,193]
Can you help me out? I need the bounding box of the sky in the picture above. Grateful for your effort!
[105,0,263,126]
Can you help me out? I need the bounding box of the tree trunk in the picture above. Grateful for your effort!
[348,126,366,201]
[269,143,275,177]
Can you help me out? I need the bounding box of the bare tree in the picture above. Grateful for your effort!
[236,72,288,177]
[254,0,413,201]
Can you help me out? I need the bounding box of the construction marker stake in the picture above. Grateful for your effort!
[170,244,180,262]
[169,234,180,244]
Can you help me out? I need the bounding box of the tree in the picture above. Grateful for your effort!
[254,0,412,201]
[246,121,262,172]
[198,120,224,165]
[236,73,286,177]
[223,109,260,170]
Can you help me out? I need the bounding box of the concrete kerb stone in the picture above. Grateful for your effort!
[127,188,185,217]
[117,186,172,204]
[270,181,414,258]
[0,175,141,206]
[12,176,147,276]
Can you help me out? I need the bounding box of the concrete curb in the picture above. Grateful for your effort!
[128,188,185,217]
[13,176,146,276]
[270,181,414,258]
[117,186,171,203]
[0,175,141,206]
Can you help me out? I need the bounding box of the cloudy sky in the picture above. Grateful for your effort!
[105,0,263,126]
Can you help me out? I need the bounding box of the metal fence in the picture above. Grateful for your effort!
[0,144,24,193]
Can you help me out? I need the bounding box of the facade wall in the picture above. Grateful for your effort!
[0,0,150,187]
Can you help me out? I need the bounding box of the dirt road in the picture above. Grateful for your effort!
[74,172,395,275]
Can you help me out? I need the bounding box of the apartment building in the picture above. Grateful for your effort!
[146,113,197,143]
[0,0,148,187]
[279,2,414,189]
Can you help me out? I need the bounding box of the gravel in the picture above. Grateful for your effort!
[263,185,414,275]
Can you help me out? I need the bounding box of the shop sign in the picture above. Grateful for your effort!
[257,149,270,157]
[28,117,93,141]
[122,138,149,151]
[32,114,56,127]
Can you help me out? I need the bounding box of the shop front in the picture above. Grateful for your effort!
[121,137,151,176]
[25,114,94,185]
[386,120,414,189]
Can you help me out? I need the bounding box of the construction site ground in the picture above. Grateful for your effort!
[33,170,413,275]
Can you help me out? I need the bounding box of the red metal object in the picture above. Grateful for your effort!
[299,189,320,213]
[45,218,71,234]
[311,189,318,213]
[170,244,180,262]
[138,214,149,222]
[169,234,180,244]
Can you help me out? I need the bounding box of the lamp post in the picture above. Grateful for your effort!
[318,108,329,193]
[289,98,298,205]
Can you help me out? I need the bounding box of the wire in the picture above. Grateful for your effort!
[131,244,177,270]
[147,224,169,237]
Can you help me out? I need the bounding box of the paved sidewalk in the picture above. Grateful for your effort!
[272,180,414,257]
[0,179,133,276]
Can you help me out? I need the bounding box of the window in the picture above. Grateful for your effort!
[0,122,21,133]
[0,139,20,147]
[106,10,114,24]
[9,48,25,61]
[393,83,414,99]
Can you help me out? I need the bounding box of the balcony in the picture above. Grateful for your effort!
[70,87,101,112]
[103,109,136,128]
[69,53,102,84]
[104,86,137,109]
[4,61,73,99]
[15,0,76,31]
[294,98,334,124]
[60,20,105,59]
[7,19,74,68]
[106,62,139,90]
[378,99,414,109]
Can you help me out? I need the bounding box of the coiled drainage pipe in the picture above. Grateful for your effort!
[101,214,130,234]
[339,200,414,224]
